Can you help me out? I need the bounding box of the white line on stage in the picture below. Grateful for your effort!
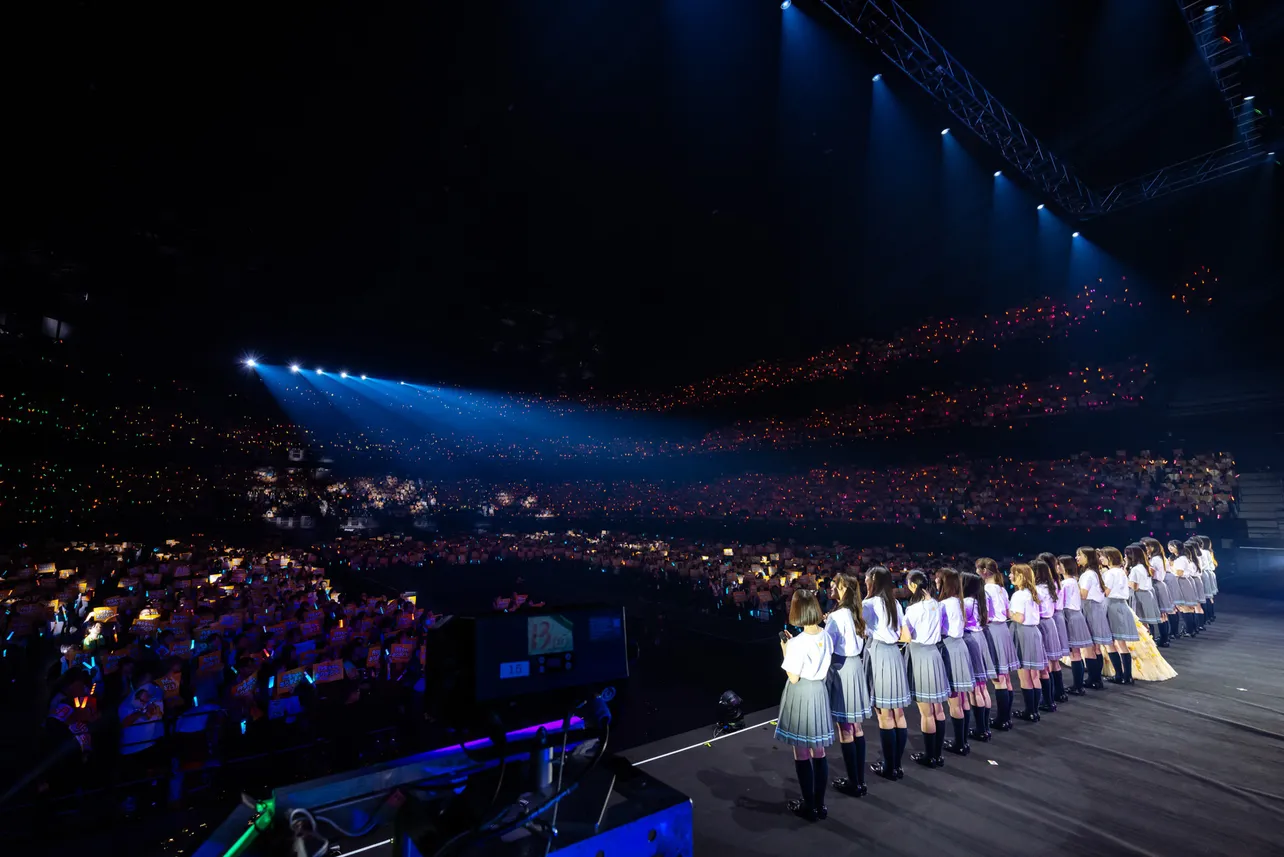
[633,718,779,767]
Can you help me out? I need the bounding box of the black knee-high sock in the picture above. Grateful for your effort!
[1071,659,1085,691]
[1186,613,1197,635]
[1108,651,1123,679]
[811,756,828,806]
[1022,686,1039,713]
[998,688,1013,722]
[1051,669,1065,697]
[1169,614,1180,638]
[1121,653,1132,682]
[1208,601,1215,620]
[853,735,866,784]
[794,758,814,806]
[961,708,971,741]
[893,726,908,768]
[1158,620,1169,646]
[931,728,945,759]
[839,740,858,781]
[974,705,988,734]
[1094,655,1105,683]
[877,727,895,766]
[1040,677,1054,707]
[951,715,965,745]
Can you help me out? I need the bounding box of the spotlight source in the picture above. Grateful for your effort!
[994,170,1002,177]
[289,364,301,373]
[872,73,882,82]
[316,368,324,375]
[780,0,790,8]
[243,358,257,368]
[1037,204,1045,210]
[941,128,950,135]
[361,374,368,380]
[1072,231,1081,238]
[1243,95,1255,102]
[1204,4,1217,11]
[340,371,348,378]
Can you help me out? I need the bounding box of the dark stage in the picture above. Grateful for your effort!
[621,596,1284,857]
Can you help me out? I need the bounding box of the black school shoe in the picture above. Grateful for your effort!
[787,798,818,821]
[832,777,868,797]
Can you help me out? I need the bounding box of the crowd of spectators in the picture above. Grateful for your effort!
[315,451,1236,530]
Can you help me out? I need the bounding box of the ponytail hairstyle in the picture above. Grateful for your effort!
[835,571,867,636]
[1056,554,1078,581]
[867,566,899,632]
[935,567,966,626]
[1076,547,1100,574]
[962,570,989,627]
[906,570,934,603]
[1036,553,1060,595]
[1009,563,1039,601]
[1100,546,1124,570]
[975,557,999,579]
[1124,543,1149,576]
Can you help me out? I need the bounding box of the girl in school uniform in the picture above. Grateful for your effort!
[862,567,910,781]
[962,571,996,741]
[1142,537,1175,647]
[935,568,976,754]
[1038,552,1071,704]
[1006,563,1047,722]
[1055,555,1092,695]
[977,558,1018,730]
[1125,544,1162,644]
[825,572,872,797]
[776,589,835,820]
[1098,547,1138,684]
[1168,540,1200,637]
[1075,547,1112,690]
[903,571,949,769]
[1196,535,1219,622]
[1184,540,1208,631]
[1031,559,1065,711]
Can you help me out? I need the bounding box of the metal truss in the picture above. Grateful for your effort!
[1176,1,1256,142]
[818,0,1271,218]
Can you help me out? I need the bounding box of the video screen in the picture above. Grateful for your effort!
[473,606,628,702]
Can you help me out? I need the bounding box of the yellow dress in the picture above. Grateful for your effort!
[1064,608,1177,682]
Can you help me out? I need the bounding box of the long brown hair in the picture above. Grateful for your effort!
[962,570,988,627]
[1099,546,1124,569]
[935,567,965,629]
[1124,543,1149,576]
[834,571,867,636]
[1009,563,1039,601]
[1076,547,1100,573]
[1031,558,1057,598]
[1141,537,1165,568]
[867,566,899,632]
[1056,555,1078,581]
[1182,540,1202,571]
[1036,553,1060,595]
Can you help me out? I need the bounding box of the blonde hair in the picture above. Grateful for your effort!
[1009,563,1039,601]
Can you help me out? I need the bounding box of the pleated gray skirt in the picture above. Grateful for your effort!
[986,621,1020,672]
[941,636,975,693]
[829,653,872,722]
[868,639,911,710]
[1084,599,1113,644]
[1011,621,1047,669]
[1038,616,1066,660]
[1153,579,1176,614]
[1062,608,1093,649]
[1107,599,1140,641]
[775,676,835,747]
[1205,570,1219,596]
[1191,574,1206,602]
[1052,611,1071,658]
[964,630,996,681]
[907,641,952,703]
[1174,576,1198,607]
[1130,588,1161,625]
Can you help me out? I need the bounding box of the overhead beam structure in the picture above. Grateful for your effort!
[819,0,1271,218]
[1176,1,1258,143]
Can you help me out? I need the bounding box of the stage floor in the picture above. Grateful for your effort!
[621,597,1284,857]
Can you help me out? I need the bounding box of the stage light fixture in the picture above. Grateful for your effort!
[289,364,301,373]
[1204,4,1217,11]
[941,128,950,135]
[872,73,882,82]
[1037,204,1045,210]
[340,371,348,378]
[316,368,324,375]
[243,358,257,368]
[1243,95,1255,101]
[994,170,1002,177]
[780,0,790,9]
[361,374,368,380]
[714,690,745,738]
[1072,231,1081,238]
